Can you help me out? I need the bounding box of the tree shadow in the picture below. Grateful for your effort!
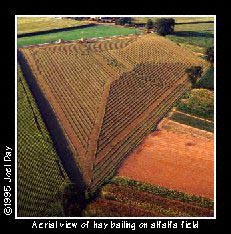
[173,31,214,38]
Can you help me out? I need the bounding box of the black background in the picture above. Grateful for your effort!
[0,2,227,233]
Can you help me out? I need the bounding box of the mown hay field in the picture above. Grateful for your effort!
[17,17,90,35]
[18,33,207,196]
[17,65,70,217]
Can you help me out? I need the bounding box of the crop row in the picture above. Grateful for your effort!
[95,81,189,167]
[97,66,188,153]
[36,36,138,55]
[97,75,164,150]
[110,177,214,209]
[90,80,190,193]
[110,34,205,69]
[22,48,119,151]
[98,51,129,74]
[84,198,160,217]
[33,51,95,148]
[100,184,213,217]
[106,62,186,111]
[133,62,187,86]
[17,65,70,216]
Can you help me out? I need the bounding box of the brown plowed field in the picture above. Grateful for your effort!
[117,120,214,199]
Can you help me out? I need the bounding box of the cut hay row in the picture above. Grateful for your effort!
[20,48,116,152]
[18,33,207,194]
[31,35,138,55]
[91,81,190,192]
[96,76,189,159]
[110,34,207,69]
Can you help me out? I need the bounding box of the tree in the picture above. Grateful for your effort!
[185,66,203,85]
[154,18,175,36]
[115,17,132,25]
[205,47,214,65]
[146,19,154,30]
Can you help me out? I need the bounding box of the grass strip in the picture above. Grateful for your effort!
[170,112,214,132]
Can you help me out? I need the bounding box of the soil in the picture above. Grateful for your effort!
[117,120,214,199]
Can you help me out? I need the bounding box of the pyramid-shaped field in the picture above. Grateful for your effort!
[18,34,207,194]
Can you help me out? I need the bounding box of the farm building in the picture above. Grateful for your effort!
[17,34,208,196]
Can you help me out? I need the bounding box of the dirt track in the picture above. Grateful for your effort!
[117,120,214,199]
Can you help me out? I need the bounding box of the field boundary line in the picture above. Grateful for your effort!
[161,119,214,140]
[173,110,214,123]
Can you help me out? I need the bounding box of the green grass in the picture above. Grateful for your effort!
[177,89,214,121]
[166,22,214,52]
[170,112,214,132]
[194,67,214,90]
[17,65,70,217]
[17,17,90,35]
[166,33,213,49]
[17,25,141,47]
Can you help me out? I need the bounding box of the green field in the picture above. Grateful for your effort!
[194,67,214,90]
[177,89,214,121]
[17,25,141,47]
[166,22,214,53]
[170,112,214,132]
[17,17,90,35]
[17,65,70,216]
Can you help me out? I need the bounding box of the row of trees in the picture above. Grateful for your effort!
[146,18,175,36]
[114,17,175,36]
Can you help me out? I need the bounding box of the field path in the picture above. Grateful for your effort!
[117,121,214,199]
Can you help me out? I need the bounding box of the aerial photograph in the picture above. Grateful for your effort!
[17,16,215,217]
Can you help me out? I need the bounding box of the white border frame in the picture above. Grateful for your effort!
[15,15,216,220]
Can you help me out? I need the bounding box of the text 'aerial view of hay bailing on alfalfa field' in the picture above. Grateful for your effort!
[17,16,215,217]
